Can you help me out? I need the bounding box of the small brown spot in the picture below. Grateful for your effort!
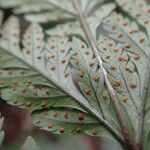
[26,100,31,107]
[118,56,123,62]
[139,38,144,43]
[102,47,107,51]
[112,26,116,30]
[60,49,65,53]
[75,60,80,65]
[144,20,149,24]
[130,81,137,89]
[147,9,150,13]
[43,111,48,116]
[47,123,53,129]
[20,87,27,93]
[72,51,78,56]
[61,59,66,64]
[37,55,42,60]
[53,112,58,118]
[59,128,65,133]
[89,62,95,67]
[105,55,110,59]
[117,33,123,38]
[50,45,55,49]
[84,88,92,95]
[45,89,50,95]
[134,55,140,61]
[48,54,55,59]
[32,89,38,95]
[135,13,141,17]
[114,80,121,87]
[78,112,84,121]
[8,70,13,75]
[63,112,69,119]
[36,37,41,41]
[109,43,113,47]
[125,67,133,73]
[27,79,32,84]
[93,75,100,82]
[41,100,47,107]
[102,91,109,101]
[51,65,56,71]
[129,29,139,34]
[79,71,85,78]
[36,45,41,49]
[118,56,128,62]
[64,72,70,78]
[92,129,97,136]
[122,22,129,26]
[113,48,119,52]
[123,96,129,103]
[76,128,81,133]
[13,100,18,104]
[0,80,5,85]
[110,65,117,71]
[12,86,16,91]
[125,44,131,49]
[85,51,90,55]
[81,44,85,49]
[20,70,26,75]
[26,50,31,54]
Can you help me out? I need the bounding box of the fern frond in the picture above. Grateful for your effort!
[32,108,114,138]
[116,0,150,36]
[115,1,150,148]
[70,37,120,130]
[98,12,150,149]
[2,0,150,149]
[0,17,118,140]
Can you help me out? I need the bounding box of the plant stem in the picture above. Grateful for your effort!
[73,1,138,149]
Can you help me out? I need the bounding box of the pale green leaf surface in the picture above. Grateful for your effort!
[97,12,150,138]
[70,37,120,131]
[13,0,53,14]
[46,22,84,37]
[116,0,150,37]
[0,0,21,8]
[32,108,113,138]
[0,17,105,138]
[46,0,102,16]
[24,11,73,23]
[0,48,85,112]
